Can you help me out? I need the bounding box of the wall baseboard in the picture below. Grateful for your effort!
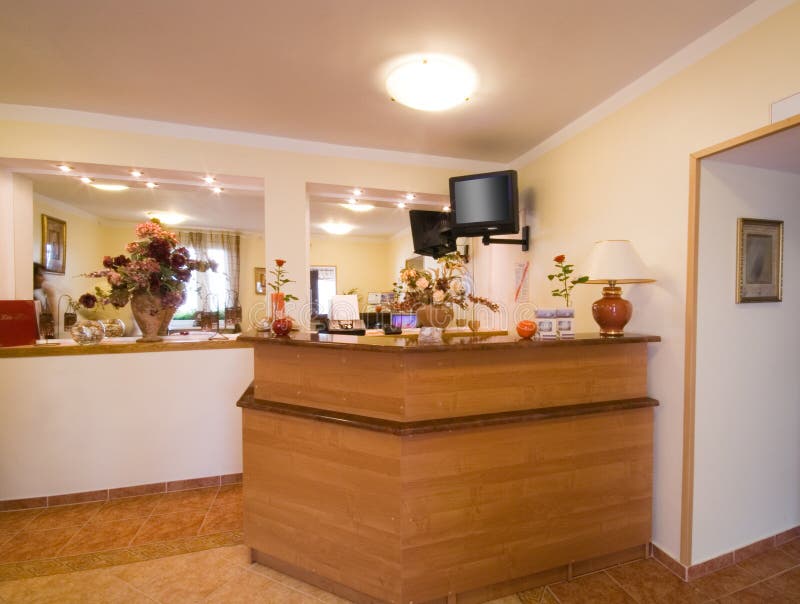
[653,526,800,582]
[0,473,243,511]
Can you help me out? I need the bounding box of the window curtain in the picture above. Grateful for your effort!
[178,230,240,307]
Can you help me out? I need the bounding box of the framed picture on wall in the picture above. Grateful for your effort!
[41,215,67,274]
[254,267,267,294]
[736,218,783,303]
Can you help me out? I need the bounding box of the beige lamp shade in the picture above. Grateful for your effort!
[585,240,655,284]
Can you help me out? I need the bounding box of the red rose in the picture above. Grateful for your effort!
[553,255,566,263]
[275,259,286,267]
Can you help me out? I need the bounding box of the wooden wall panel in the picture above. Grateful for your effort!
[254,346,407,419]
[400,409,653,602]
[402,344,648,420]
[243,409,404,601]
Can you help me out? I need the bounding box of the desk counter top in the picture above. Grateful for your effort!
[239,330,660,353]
[0,334,251,358]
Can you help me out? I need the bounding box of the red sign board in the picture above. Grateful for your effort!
[0,300,39,347]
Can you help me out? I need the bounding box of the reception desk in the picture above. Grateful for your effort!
[238,332,660,603]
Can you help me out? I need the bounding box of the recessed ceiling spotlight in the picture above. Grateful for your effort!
[212,186,223,194]
[320,222,354,235]
[130,169,143,178]
[397,202,407,209]
[145,211,186,225]
[145,181,158,189]
[353,188,363,196]
[90,183,130,192]
[79,176,92,184]
[347,197,357,204]
[442,205,451,212]
[405,193,415,201]
[386,54,477,111]
[203,176,216,184]
[340,203,375,213]
[58,164,73,173]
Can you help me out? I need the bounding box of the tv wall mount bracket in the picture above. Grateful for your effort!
[481,225,529,251]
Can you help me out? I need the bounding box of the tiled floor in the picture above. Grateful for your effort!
[3,486,800,602]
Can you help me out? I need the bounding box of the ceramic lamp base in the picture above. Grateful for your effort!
[592,285,632,337]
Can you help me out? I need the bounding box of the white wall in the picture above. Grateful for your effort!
[515,2,800,560]
[0,347,252,499]
[693,161,800,562]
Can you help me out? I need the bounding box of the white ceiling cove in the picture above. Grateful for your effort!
[0,0,756,162]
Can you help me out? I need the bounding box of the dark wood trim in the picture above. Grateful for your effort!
[238,393,659,435]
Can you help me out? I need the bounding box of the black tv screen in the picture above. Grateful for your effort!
[449,170,519,237]
[409,210,456,258]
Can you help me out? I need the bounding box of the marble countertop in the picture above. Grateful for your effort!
[238,330,661,353]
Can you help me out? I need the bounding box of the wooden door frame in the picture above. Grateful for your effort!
[681,114,800,565]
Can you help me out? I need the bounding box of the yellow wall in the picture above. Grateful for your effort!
[310,236,395,306]
[515,2,800,561]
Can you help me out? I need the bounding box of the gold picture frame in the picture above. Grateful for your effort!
[254,267,267,294]
[736,218,783,303]
[41,214,67,274]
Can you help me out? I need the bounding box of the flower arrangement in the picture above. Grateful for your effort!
[267,259,298,302]
[84,219,215,309]
[393,253,499,312]
[547,254,588,307]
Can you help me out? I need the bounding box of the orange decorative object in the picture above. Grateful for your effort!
[271,316,292,336]
[591,286,632,337]
[270,292,286,321]
[516,320,537,339]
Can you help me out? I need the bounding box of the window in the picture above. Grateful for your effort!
[174,231,240,320]
[175,246,231,318]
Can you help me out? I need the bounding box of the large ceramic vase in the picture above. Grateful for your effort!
[416,304,454,329]
[157,307,177,336]
[131,292,173,343]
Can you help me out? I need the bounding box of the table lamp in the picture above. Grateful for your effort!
[585,240,654,337]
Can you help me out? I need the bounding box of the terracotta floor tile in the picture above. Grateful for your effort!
[150,487,218,516]
[0,527,80,563]
[780,538,800,561]
[58,518,145,557]
[735,548,798,580]
[199,504,243,535]
[24,502,103,532]
[111,547,244,601]
[205,568,319,603]
[517,586,544,602]
[0,509,44,534]
[690,564,759,599]
[606,558,707,603]
[130,510,207,546]
[541,588,560,604]
[0,567,152,603]
[718,579,797,603]
[90,494,162,524]
[542,572,637,603]
[484,596,524,604]
[762,566,800,597]
[213,484,243,507]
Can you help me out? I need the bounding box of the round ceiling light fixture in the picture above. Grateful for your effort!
[340,203,375,213]
[145,211,186,225]
[386,54,477,111]
[90,183,129,192]
[320,222,354,235]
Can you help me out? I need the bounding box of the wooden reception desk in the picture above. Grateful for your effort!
[238,332,660,604]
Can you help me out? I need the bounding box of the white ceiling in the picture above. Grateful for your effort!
[0,0,755,162]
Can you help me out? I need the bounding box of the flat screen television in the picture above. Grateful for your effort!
[449,169,519,237]
[409,210,456,258]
